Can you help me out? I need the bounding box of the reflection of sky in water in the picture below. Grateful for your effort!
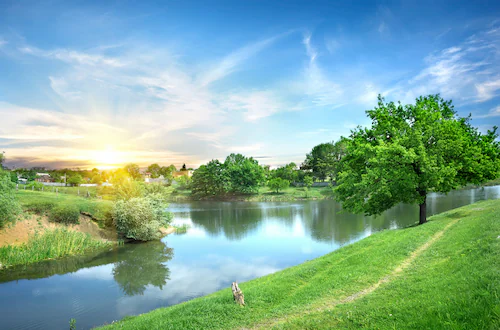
[0,186,499,330]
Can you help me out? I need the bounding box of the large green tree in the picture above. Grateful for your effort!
[335,95,500,225]
[146,163,162,178]
[302,140,346,181]
[224,153,265,194]
[124,163,142,180]
[191,159,230,196]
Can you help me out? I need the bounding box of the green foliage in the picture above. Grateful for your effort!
[124,163,142,180]
[224,153,265,194]
[302,140,346,181]
[10,171,18,183]
[176,175,191,190]
[101,200,500,330]
[335,95,500,224]
[0,228,111,268]
[112,195,173,241]
[69,319,76,330]
[270,162,299,182]
[303,175,314,188]
[26,181,44,190]
[268,177,290,193]
[191,159,231,196]
[114,180,145,200]
[91,174,103,184]
[0,169,21,227]
[146,163,161,178]
[49,205,80,225]
[24,200,56,214]
[67,174,83,186]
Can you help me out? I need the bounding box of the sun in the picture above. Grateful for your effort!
[94,146,121,168]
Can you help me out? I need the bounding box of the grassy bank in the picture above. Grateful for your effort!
[166,186,334,202]
[16,190,113,225]
[0,228,112,268]
[101,199,500,329]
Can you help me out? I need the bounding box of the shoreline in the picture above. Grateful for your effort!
[99,199,500,329]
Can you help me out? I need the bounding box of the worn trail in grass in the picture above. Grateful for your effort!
[250,218,461,329]
[101,200,500,330]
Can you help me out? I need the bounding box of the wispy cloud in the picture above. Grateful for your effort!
[19,45,125,67]
[300,33,343,107]
[199,32,291,86]
[390,24,500,104]
[476,105,500,118]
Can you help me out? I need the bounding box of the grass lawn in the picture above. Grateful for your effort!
[100,199,500,329]
[16,190,114,224]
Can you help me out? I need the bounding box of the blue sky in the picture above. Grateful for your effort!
[1,0,500,169]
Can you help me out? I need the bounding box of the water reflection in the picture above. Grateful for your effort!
[113,241,173,296]
[0,186,498,330]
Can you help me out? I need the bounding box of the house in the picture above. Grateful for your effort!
[172,170,193,178]
[17,176,28,184]
[35,173,54,183]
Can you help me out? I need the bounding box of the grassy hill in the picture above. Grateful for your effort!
[100,199,500,329]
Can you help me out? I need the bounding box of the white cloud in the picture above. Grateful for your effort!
[476,105,500,118]
[49,76,82,100]
[199,32,290,86]
[476,79,500,102]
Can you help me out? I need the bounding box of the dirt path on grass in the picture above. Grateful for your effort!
[248,219,460,329]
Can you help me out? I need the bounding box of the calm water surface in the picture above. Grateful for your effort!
[1,186,499,329]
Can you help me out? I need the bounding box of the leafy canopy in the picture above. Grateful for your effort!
[335,95,500,222]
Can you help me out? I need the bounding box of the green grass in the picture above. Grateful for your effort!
[16,190,114,225]
[100,199,500,330]
[0,228,112,268]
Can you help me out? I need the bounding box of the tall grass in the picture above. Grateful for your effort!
[0,228,112,268]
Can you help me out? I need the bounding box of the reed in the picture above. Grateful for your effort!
[0,228,112,268]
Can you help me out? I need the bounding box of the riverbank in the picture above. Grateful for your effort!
[167,186,334,202]
[100,198,500,329]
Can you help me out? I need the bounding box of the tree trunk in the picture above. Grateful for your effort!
[231,282,245,306]
[419,192,427,225]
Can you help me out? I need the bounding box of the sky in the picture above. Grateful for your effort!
[1,0,500,169]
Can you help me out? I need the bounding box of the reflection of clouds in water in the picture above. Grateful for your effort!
[32,286,72,297]
[70,264,114,281]
[115,255,279,316]
[261,219,305,238]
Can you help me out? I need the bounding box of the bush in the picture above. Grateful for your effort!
[112,194,172,241]
[24,201,56,214]
[26,181,44,190]
[268,177,290,193]
[49,205,80,225]
[0,170,21,227]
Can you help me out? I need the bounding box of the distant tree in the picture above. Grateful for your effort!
[147,163,162,178]
[272,162,299,183]
[268,177,290,193]
[10,171,18,184]
[191,160,230,196]
[67,174,83,186]
[0,169,21,227]
[224,153,265,194]
[302,143,336,181]
[180,163,187,171]
[111,168,131,185]
[303,175,314,198]
[0,151,4,168]
[91,174,103,185]
[124,163,142,180]
[335,95,500,225]
[176,175,192,190]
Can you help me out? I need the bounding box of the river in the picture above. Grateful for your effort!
[1,186,499,329]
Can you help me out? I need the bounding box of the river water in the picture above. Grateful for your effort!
[1,186,499,329]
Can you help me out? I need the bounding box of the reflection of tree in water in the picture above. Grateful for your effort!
[112,240,173,296]
[189,202,298,240]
